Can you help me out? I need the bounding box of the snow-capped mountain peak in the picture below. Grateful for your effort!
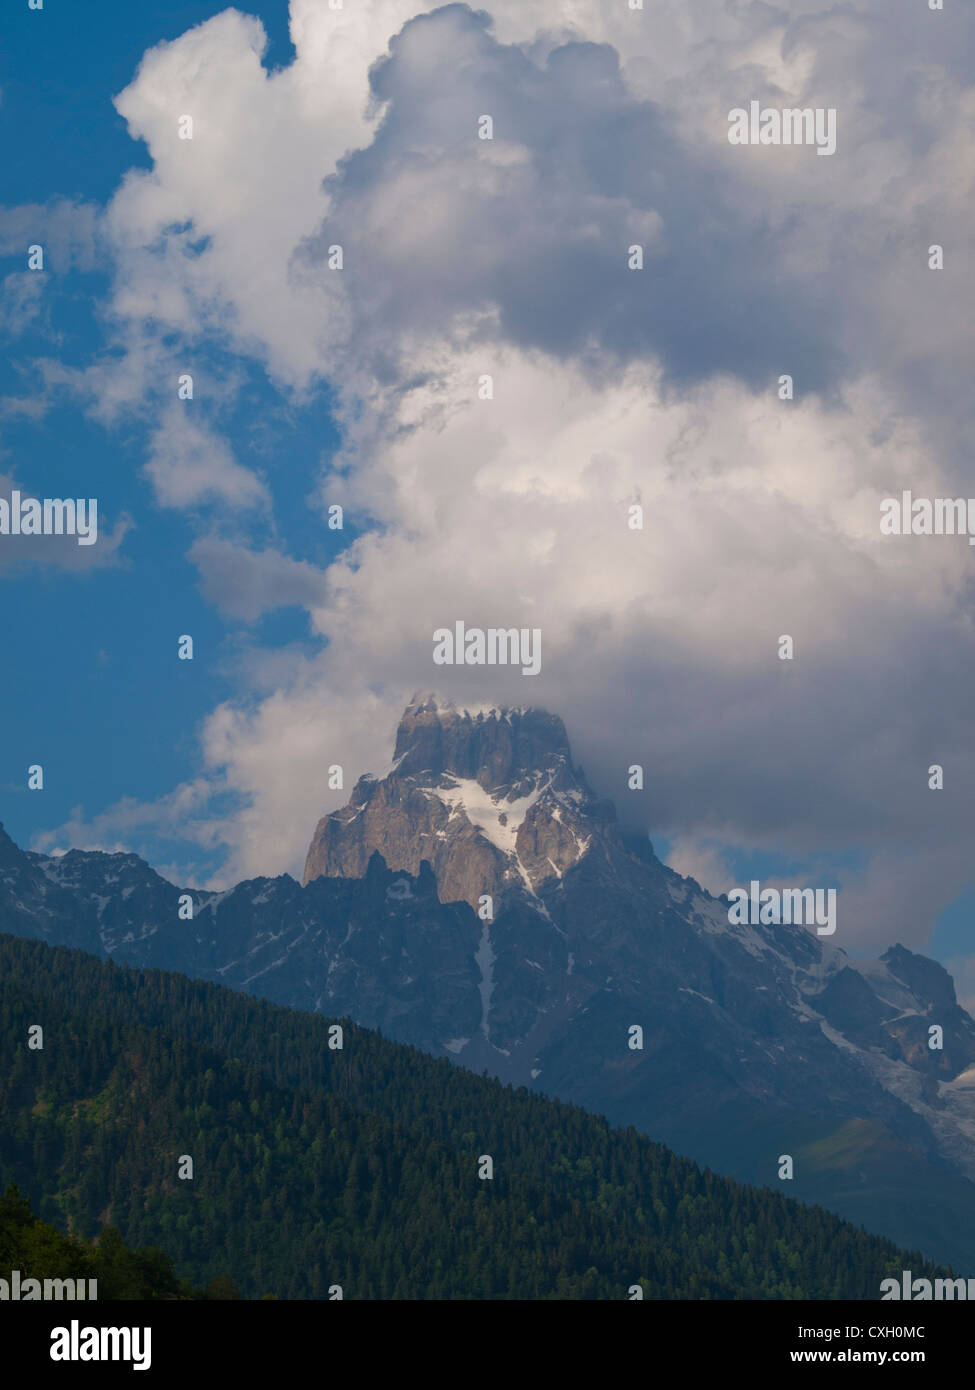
[303,695,612,911]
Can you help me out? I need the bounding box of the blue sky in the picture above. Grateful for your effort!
[3,2,295,203]
[1,0,973,987]
[0,0,340,877]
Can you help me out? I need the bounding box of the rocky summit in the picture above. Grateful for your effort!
[303,695,615,913]
[5,696,975,1269]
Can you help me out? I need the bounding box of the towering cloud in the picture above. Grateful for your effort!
[23,0,975,960]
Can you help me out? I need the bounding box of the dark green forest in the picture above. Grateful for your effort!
[0,933,947,1299]
[0,1184,238,1299]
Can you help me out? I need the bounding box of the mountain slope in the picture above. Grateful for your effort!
[0,933,946,1300]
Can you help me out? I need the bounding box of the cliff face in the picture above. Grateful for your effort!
[303,695,619,913]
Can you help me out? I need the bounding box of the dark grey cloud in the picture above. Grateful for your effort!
[298,4,840,393]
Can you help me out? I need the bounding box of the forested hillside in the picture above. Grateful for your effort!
[0,933,946,1299]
